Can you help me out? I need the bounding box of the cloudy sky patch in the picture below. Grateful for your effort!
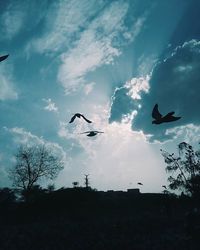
[0,0,199,192]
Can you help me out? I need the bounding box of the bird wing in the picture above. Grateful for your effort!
[164,111,175,118]
[0,54,9,62]
[168,116,181,122]
[163,114,181,122]
[80,131,91,134]
[69,114,77,123]
[81,115,92,123]
[87,133,95,137]
[152,104,162,119]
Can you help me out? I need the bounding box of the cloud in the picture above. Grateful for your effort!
[110,39,200,142]
[165,123,200,144]
[58,1,128,93]
[4,127,44,145]
[4,126,69,164]
[57,103,166,191]
[29,0,105,54]
[57,0,146,94]
[42,98,59,113]
[0,64,18,101]
[109,76,149,122]
[26,0,146,94]
[0,2,25,40]
[58,30,121,93]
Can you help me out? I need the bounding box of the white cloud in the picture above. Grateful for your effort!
[121,111,138,125]
[42,98,59,113]
[165,123,200,144]
[109,76,150,123]
[27,0,146,94]
[4,127,68,162]
[4,127,44,145]
[58,1,128,93]
[57,104,167,192]
[30,0,104,54]
[58,29,121,94]
[0,65,18,101]
[58,1,146,94]
[125,76,150,100]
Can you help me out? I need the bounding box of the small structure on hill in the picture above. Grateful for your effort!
[127,188,140,194]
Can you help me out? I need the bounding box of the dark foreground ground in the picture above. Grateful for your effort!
[0,188,200,250]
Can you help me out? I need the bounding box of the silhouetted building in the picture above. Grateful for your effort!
[127,188,140,194]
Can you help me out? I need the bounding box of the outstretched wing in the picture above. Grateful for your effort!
[69,114,77,123]
[81,115,92,123]
[80,131,91,134]
[163,115,181,122]
[87,133,96,137]
[164,111,175,119]
[152,104,162,119]
[169,116,181,122]
[0,54,9,62]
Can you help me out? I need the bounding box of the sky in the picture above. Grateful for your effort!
[0,0,200,193]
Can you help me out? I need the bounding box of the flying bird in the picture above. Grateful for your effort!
[0,54,9,62]
[137,182,143,186]
[80,131,104,137]
[162,185,167,189]
[69,113,92,123]
[152,104,181,124]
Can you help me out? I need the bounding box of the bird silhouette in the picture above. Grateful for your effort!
[152,104,181,124]
[80,131,104,137]
[69,113,92,123]
[0,54,9,62]
[137,182,143,186]
[162,185,167,189]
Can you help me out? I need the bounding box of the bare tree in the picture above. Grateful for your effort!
[9,144,64,193]
[161,142,200,197]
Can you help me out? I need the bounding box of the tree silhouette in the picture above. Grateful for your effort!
[9,144,64,199]
[161,142,200,197]
[72,181,79,188]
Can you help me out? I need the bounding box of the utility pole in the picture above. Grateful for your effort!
[84,174,90,189]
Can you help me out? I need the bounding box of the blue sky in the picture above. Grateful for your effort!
[0,0,200,192]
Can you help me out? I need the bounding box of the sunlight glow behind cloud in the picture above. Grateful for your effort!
[57,103,166,191]
[0,0,196,192]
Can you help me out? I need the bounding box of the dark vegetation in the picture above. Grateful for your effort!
[0,187,200,250]
[0,142,199,250]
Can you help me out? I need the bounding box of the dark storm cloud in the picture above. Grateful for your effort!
[109,77,149,122]
[109,87,136,122]
[169,0,200,47]
[110,39,200,142]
